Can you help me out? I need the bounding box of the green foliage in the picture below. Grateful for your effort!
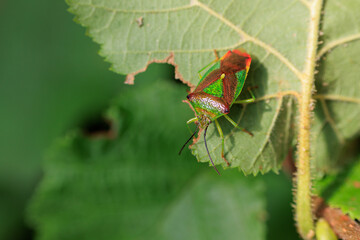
[312,0,360,174]
[28,77,266,240]
[65,0,360,176]
[9,0,358,239]
[315,156,360,220]
[0,0,122,238]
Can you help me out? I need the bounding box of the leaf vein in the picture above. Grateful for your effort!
[251,97,283,170]
[333,0,360,32]
[319,98,345,143]
[92,10,116,33]
[252,0,298,40]
[314,94,360,104]
[72,2,195,14]
[195,0,304,81]
[298,0,311,9]
[82,6,95,20]
[316,33,360,59]
[239,0,261,29]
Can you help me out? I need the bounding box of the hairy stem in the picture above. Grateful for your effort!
[295,0,323,239]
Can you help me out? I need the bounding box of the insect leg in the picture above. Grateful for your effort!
[233,86,257,104]
[186,117,198,133]
[187,117,198,124]
[213,49,220,60]
[197,60,218,79]
[197,50,221,79]
[215,119,230,166]
[224,114,253,137]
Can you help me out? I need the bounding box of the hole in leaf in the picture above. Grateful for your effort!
[82,116,116,139]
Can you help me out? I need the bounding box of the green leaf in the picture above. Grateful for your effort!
[314,156,360,220]
[28,77,266,240]
[312,1,360,176]
[160,172,266,240]
[66,0,360,175]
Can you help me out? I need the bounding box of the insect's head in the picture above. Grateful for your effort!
[194,114,211,129]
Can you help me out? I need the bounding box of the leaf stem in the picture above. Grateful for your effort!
[295,0,323,239]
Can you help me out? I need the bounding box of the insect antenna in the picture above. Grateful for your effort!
[204,126,220,175]
[178,127,199,155]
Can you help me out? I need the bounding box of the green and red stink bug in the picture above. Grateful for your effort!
[179,49,256,175]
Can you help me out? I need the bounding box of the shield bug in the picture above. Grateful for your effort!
[179,49,255,175]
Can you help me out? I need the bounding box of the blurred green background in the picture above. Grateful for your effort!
[0,0,299,239]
